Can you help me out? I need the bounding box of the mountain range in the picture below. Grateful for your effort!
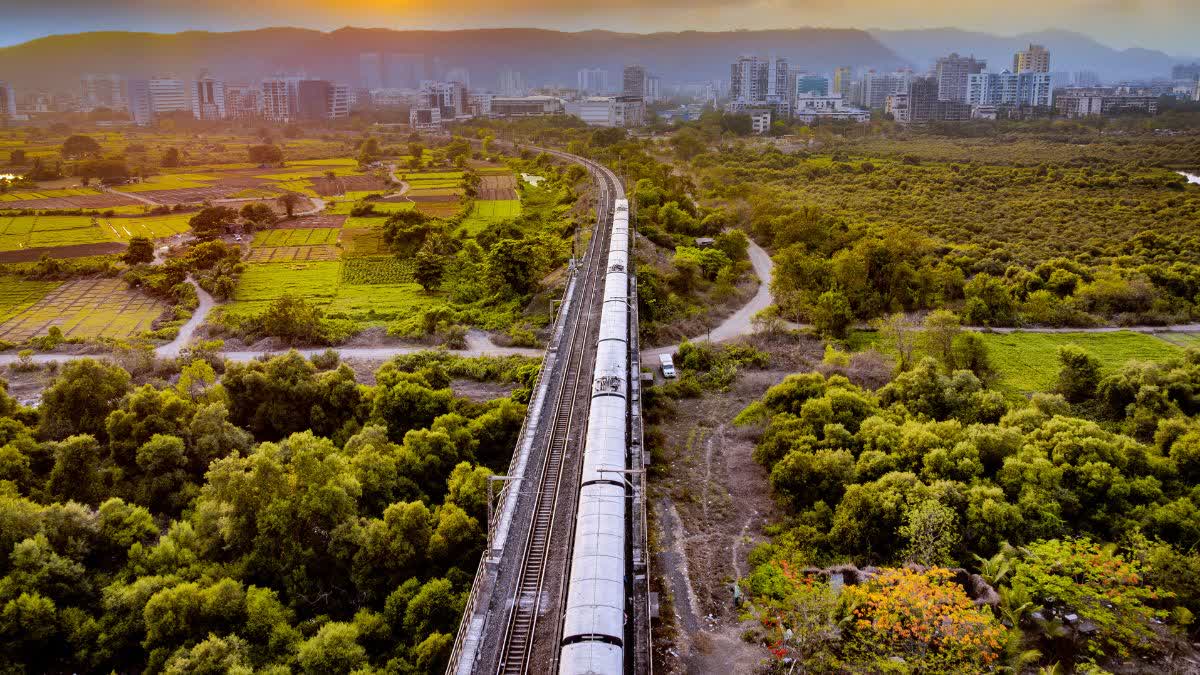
[0,27,1191,93]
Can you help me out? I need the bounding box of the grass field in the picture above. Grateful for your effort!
[231,262,342,309]
[980,331,1185,394]
[114,174,218,192]
[0,277,166,341]
[342,228,388,256]
[245,245,340,263]
[0,188,102,202]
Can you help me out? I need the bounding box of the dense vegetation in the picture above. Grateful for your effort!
[0,350,538,673]
[727,344,1200,672]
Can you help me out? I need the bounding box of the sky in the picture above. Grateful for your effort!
[2,0,1198,54]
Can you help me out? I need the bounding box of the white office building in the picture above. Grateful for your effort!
[148,77,191,116]
[792,93,870,123]
[565,96,644,127]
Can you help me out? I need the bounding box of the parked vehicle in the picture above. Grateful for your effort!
[659,353,676,378]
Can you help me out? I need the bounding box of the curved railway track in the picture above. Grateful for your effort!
[494,155,619,674]
[446,147,626,675]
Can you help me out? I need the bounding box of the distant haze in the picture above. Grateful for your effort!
[0,26,1187,93]
[2,0,1198,56]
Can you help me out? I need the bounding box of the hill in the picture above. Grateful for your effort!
[871,27,1186,80]
[0,27,904,91]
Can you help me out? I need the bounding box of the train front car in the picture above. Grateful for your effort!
[559,198,631,675]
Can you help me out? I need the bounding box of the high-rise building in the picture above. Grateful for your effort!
[126,80,152,126]
[795,73,830,97]
[497,68,524,97]
[385,54,425,89]
[833,67,852,99]
[295,80,350,120]
[261,78,293,122]
[148,77,191,117]
[890,76,971,123]
[1074,70,1101,87]
[1013,44,1051,73]
[1172,63,1200,81]
[565,96,645,127]
[645,76,662,103]
[968,70,1053,108]
[191,76,226,120]
[0,82,16,121]
[359,53,384,90]
[577,68,609,96]
[80,74,126,112]
[623,65,647,99]
[224,85,260,119]
[446,68,471,89]
[860,70,912,109]
[730,55,788,103]
[419,80,469,118]
[935,53,987,102]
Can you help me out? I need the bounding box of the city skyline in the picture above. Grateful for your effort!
[2,0,1199,56]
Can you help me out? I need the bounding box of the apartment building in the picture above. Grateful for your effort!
[935,53,987,102]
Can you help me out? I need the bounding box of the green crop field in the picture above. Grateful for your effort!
[231,262,342,309]
[460,199,521,236]
[0,214,191,251]
[341,257,414,284]
[980,331,1185,394]
[252,228,340,247]
[1156,332,1200,349]
[0,277,166,341]
[342,228,387,257]
[114,174,217,192]
[0,188,103,202]
[0,277,63,324]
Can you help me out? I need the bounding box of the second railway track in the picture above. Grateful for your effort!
[494,155,621,674]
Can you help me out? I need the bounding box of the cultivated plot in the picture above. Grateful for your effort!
[980,331,1184,394]
[0,277,167,341]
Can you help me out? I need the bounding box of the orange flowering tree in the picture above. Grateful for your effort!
[841,567,1006,671]
[751,560,842,671]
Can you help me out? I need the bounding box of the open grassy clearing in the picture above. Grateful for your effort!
[114,174,219,193]
[230,262,342,309]
[0,277,166,341]
[252,228,340,247]
[979,331,1184,394]
[0,188,102,202]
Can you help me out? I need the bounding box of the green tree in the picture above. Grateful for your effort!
[188,207,238,240]
[162,147,181,168]
[276,192,303,219]
[47,435,102,505]
[1054,345,1101,403]
[899,499,961,567]
[124,236,154,264]
[40,359,131,440]
[296,622,366,674]
[811,289,854,339]
[257,294,324,344]
[919,310,962,372]
[61,135,101,159]
[247,144,283,165]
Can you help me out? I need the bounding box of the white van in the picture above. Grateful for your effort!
[659,353,676,378]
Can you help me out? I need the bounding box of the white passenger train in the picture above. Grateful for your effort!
[558,198,631,674]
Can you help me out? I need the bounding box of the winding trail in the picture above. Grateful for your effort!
[155,278,214,358]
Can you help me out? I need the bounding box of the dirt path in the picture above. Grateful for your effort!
[102,185,161,206]
[154,277,213,358]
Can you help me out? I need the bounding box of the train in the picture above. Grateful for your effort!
[558,197,631,674]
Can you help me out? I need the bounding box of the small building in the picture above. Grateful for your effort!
[565,96,644,127]
[748,109,772,134]
[490,95,564,117]
[409,107,442,130]
[694,237,716,248]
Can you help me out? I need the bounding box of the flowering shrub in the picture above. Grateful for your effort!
[841,567,1006,671]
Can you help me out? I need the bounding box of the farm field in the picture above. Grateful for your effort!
[0,277,63,324]
[0,214,191,251]
[459,199,521,236]
[342,228,388,257]
[979,331,1185,394]
[1155,332,1200,349]
[252,228,340,247]
[0,277,166,341]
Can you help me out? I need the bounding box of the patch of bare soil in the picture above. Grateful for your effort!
[0,242,127,263]
[651,337,823,674]
[3,367,56,407]
[450,378,517,402]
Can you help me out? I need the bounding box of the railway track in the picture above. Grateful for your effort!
[494,155,618,674]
